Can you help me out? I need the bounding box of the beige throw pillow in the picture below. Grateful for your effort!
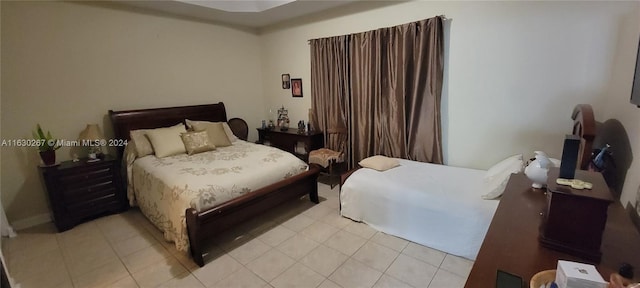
[145,124,187,158]
[188,121,232,147]
[359,155,400,171]
[181,131,216,155]
[130,129,155,157]
[222,122,238,142]
[185,120,238,142]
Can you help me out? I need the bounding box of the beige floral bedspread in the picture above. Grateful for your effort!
[126,140,308,252]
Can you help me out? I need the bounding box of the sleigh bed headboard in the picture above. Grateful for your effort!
[108,102,227,157]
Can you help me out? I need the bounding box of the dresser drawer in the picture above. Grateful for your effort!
[63,182,117,206]
[59,165,114,188]
[59,173,114,193]
[67,195,123,220]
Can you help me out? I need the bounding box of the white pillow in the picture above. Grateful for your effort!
[359,155,400,171]
[185,119,238,142]
[145,124,188,158]
[481,154,524,200]
[484,154,523,180]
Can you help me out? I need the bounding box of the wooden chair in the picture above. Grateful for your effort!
[308,127,347,189]
[228,118,248,141]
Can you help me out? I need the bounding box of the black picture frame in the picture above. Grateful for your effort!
[291,78,303,97]
[282,74,290,89]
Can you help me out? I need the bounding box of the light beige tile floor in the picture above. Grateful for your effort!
[1,183,472,288]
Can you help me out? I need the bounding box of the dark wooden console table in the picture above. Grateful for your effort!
[465,173,640,287]
[256,128,323,161]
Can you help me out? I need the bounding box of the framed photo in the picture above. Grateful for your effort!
[282,74,290,89]
[291,78,303,97]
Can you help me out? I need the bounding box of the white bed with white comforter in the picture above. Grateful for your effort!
[340,158,500,260]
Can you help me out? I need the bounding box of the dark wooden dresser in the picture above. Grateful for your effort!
[465,173,640,287]
[540,168,613,262]
[256,128,323,161]
[39,155,128,231]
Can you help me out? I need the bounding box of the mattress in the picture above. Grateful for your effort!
[340,159,499,260]
[128,140,308,251]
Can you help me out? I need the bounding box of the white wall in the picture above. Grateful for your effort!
[1,1,264,224]
[260,1,638,169]
[600,4,640,207]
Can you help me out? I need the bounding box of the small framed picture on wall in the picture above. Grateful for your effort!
[291,78,303,97]
[282,74,290,89]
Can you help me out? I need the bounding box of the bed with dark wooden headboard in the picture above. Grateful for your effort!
[108,102,320,267]
[110,103,228,156]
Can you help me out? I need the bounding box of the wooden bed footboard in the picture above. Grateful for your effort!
[186,165,320,266]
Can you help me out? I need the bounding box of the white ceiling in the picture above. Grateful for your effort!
[117,0,360,31]
[175,1,296,13]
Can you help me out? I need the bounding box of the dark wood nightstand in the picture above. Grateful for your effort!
[39,155,128,232]
[256,128,324,161]
[540,167,613,261]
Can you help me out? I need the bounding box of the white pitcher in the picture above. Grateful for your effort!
[524,151,560,188]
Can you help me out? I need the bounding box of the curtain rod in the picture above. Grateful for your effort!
[307,15,448,44]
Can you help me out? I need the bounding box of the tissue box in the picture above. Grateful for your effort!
[555,260,607,288]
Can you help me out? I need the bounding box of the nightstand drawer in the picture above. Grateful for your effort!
[60,173,114,192]
[67,195,122,217]
[64,182,117,205]
[59,166,114,187]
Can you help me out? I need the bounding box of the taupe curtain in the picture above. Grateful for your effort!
[310,36,350,153]
[311,17,444,166]
[403,18,443,163]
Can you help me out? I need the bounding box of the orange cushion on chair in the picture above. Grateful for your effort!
[309,148,343,168]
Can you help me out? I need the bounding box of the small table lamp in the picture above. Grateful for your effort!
[78,124,105,162]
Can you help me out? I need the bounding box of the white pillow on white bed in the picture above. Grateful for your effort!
[359,155,400,171]
[481,154,524,200]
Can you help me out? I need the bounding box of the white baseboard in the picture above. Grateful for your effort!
[11,213,52,231]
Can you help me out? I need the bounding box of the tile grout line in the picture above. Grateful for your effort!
[53,232,76,288]
[375,242,407,288]
[231,185,335,287]
[252,253,297,288]
[121,212,202,287]
[95,217,145,288]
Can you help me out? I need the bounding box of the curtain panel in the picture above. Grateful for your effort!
[310,16,444,167]
[310,36,351,155]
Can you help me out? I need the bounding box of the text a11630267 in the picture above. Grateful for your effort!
[0,138,128,147]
